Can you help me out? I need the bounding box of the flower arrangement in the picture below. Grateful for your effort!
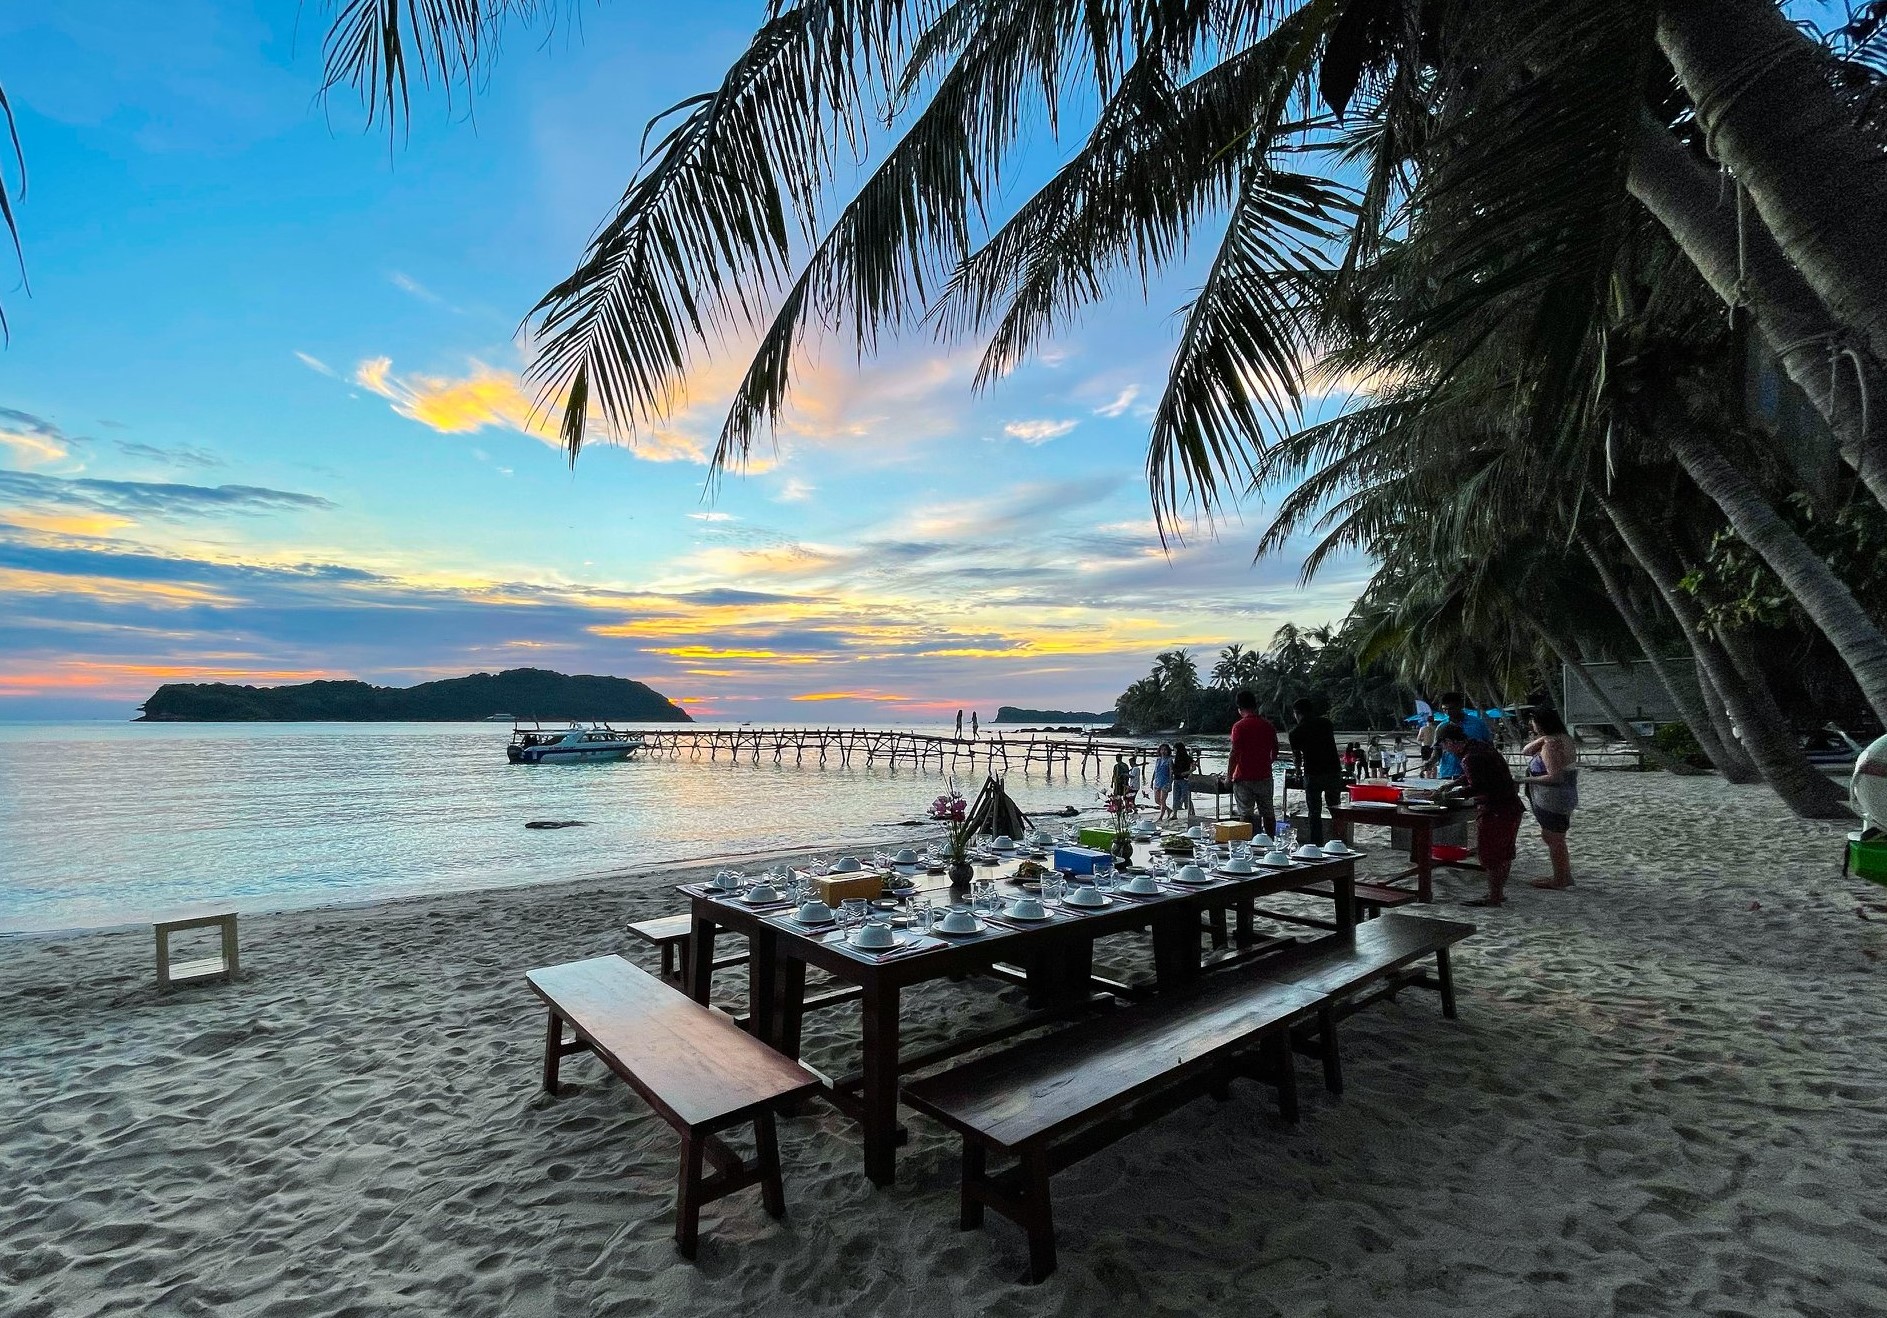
[928,787,976,861]
[1103,790,1136,833]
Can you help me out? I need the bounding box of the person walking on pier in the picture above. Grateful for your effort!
[1151,744,1174,820]
[970,711,978,737]
[955,709,963,738]
[1171,741,1197,823]
[1228,690,1279,836]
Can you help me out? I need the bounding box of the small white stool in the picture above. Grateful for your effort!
[155,910,239,989]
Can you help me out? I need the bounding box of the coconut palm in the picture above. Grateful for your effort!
[1210,643,1246,690]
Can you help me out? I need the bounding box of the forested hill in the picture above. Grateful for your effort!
[991,706,1115,723]
[136,668,693,723]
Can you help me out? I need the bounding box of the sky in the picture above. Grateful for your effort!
[0,1,1372,722]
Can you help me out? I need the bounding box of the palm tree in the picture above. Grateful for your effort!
[1210,643,1245,690]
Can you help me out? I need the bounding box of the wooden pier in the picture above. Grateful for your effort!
[632,728,1148,778]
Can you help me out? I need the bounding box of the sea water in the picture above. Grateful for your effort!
[0,721,1150,933]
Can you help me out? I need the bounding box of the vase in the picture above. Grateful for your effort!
[1111,832,1133,866]
[948,859,974,891]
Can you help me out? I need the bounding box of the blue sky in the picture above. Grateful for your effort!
[0,1,1370,721]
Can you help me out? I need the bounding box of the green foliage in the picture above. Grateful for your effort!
[1653,719,1709,769]
[137,668,692,723]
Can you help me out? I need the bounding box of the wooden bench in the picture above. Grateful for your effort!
[626,913,745,984]
[526,955,819,1258]
[1290,877,1420,919]
[901,914,1474,1282]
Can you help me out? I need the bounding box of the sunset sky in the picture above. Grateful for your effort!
[0,1,1370,721]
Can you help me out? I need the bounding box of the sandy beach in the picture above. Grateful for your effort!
[4,770,1886,1317]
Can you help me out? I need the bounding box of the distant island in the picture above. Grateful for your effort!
[136,667,693,723]
[991,706,1116,724]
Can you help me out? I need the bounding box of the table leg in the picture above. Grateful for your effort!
[688,909,717,1004]
[861,979,902,1187]
[748,927,777,1040]
[1413,821,1434,903]
[1152,907,1202,990]
[772,954,808,1058]
[1334,866,1358,931]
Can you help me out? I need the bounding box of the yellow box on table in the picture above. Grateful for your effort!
[1213,821,1253,843]
[815,874,885,905]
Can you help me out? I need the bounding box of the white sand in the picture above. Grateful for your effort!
[3,772,1886,1317]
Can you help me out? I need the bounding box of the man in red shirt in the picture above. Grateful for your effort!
[1227,690,1279,836]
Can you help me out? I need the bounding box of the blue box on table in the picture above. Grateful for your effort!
[1053,845,1112,876]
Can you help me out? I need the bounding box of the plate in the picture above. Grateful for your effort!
[1002,909,1053,922]
[1213,868,1257,878]
[740,891,786,904]
[792,914,836,927]
[934,920,989,937]
[1063,894,1113,909]
[1344,800,1396,810]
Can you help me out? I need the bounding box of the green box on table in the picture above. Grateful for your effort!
[1849,835,1887,884]
[1078,827,1123,851]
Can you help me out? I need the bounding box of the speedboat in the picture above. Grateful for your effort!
[507,725,644,764]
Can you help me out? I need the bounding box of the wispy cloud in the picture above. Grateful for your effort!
[294,351,338,378]
[1093,386,1140,418]
[1001,418,1077,444]
[0,407,82,470]
[687,511,736,522]
[351,357,710,464]
[0,470,333,520]
[389,271,447,306]
[114,440,223,470]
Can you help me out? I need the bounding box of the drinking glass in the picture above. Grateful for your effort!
[970,878,997,915]
[1041,874,1065,906]
[907,895,934,933]
[840,898,869,931]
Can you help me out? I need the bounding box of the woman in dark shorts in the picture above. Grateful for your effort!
[1521,708,1580,890]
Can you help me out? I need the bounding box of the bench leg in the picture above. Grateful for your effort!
[1318,1004,1342,1096]
[1435,947,1457,1020]
[959,1141,986,1229]
[1236,897,1255,946]
[1207,907,1228,949]
[542,1009,563,1095]
[675,1133,707,1260]
[1020,1148,1057,1284]
[659,940,677,981]
[754,1111,786,1219]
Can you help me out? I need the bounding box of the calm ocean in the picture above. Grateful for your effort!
[0,721,1153,933]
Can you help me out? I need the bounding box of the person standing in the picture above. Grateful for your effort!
[1520,708,1580,890]
[1227,690,1279,836]
[1171,741,1196,822]
[970,710,979,738]
[1436,722,1523,907]
[955,709,964,738]
[1151,743,1174,820]
[1289,698,1345,845]
[1127,756,1143,799]
[1109,754,1130,800]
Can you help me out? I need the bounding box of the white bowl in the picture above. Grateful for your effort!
[1293,844,1325,860]
[1219,859,1254,875]
[1006,898,1048,920]
[937,906,981,934]
[1321,840,1352,856]
[1064,886,1106,907]
[1173,864,1210,884]
[1251,834,1274,850]
[1123,875,1161,894]
[1186,825,1206,839]
[743,883,781,903]
[1262,850,1294,866]
[893,847,918,864]
[1027,828,1054,845]
[828,856,863,873]
[850,922,897,949]
[794,901,835,923]
[989,836,1015,851]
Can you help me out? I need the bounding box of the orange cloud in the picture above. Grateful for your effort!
[641,645,822,665]
[790,691,910,702]
[1,510,136,536]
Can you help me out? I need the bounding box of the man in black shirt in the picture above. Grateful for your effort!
[1289,698,1345,844]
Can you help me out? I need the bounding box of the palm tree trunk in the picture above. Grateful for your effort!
[1662,422,1887,724]
[1626,114,1887,507]
[1533,622,1692,774]
[1602,493,1850,817]
[1690,638,1760,781]
[1577,532,1755,778]
[1657,0,1887,369]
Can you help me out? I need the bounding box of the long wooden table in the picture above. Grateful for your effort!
[686,853,1358,1186]
[1327,801,1478,901]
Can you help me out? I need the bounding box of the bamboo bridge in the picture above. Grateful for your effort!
[631,727,1149,778]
